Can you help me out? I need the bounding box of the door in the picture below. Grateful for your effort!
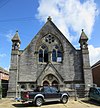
[43,86,60,102]
[43,81,49,86]
[52,80,58,89]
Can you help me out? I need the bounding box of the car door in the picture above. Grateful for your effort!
[94,89,100,101]
[89,88,95,99]
[43,86,53,101]
[43,86,60,102]
[91,88,99,101]
[50,87,61,99]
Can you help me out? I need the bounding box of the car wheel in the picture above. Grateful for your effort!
[35,97,43,107]
[61,96,68,104]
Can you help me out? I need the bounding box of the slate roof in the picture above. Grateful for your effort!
[79,29,88,43]
[0,67,9,74]
[12,30,21,43]
[92,60,100,68]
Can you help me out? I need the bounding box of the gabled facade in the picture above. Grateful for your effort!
[8,17,93,97]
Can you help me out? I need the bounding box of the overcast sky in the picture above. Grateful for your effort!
[0,0,100,70]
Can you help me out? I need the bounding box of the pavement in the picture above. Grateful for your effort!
[0,98,100,108]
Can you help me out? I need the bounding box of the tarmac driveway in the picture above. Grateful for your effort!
[0,98,100,108]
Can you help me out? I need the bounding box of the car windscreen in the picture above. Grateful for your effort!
[98,88,100,93]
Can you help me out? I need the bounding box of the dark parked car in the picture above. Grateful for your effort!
[89,87,100,102]
[21,86,69,106]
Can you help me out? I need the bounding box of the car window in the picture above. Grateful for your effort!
[90,88,98,94]
[98,88,100,93]
[44,87,52,93]
[34,87,40,92]
[93,89,99,94]
[50,87,58,93]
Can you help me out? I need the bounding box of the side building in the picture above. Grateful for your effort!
[0,67,9,98]
[92,60,100,87]
[8,17,93,97]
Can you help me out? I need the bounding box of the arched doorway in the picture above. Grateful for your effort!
[52,80,58,88]
[42,74,59,87]
[43,80,49,86]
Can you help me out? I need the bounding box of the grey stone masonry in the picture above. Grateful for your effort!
[79,29,93,89]
[8,31,21,98]
[8,17,93,97]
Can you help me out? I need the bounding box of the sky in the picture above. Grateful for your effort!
[0,0,100,70]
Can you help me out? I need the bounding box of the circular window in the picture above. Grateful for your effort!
[45,35,55,44]
[41,45,46,49]
[48,74,53,80]
[30,84,34,89]
[55,45,59,49]
[21,84,26,90]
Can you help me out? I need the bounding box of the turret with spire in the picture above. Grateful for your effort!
[79,29,93,89]
[12,30,21,50]
[8,30,21,97]
[79,29,88,49]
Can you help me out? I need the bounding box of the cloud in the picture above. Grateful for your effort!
[5,30,14,42]
[37,0,100,66]
[89,45,100,66]
[37,0,98,41]
[0,53,6,57]
[4,65,10,71]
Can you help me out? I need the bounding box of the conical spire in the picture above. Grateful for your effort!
[12,30,21,43]
[79,29,88,43]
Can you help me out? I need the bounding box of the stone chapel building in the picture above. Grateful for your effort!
[8,17,93,97]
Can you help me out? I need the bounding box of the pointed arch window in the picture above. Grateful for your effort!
[44,49,48,62]
[39,45,48,63]
[52,45,63,63]
[52,49,57,62]
[57,50,62,62]
[39,49,43,62]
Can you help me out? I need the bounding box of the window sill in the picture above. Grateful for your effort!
[51,62,62,64]
[38,62,47,64]
[38,62,63,65]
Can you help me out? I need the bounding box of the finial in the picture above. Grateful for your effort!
[82,29,84,32]
[16,30,18,33]
[47,16,52,21]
